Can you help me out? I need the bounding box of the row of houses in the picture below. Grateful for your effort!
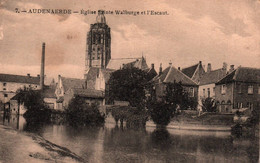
[151,61,260,113]
[1,60,258,115]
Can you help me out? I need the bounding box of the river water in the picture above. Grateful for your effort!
[0,114,259,163]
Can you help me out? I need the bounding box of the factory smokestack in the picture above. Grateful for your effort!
[40,42,45,90]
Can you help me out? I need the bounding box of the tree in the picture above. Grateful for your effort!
[163,82,197,110]
[16,87,45,110]
[16,87,51,123]
[201,97,217,112]
[65,96,105,126]
[148,81,197,126]
[107,67,149,108]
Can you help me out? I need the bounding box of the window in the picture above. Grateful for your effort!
[3,88,6,90]
[237,84,242,93]
[213,87,215,94]
[4,94,8,97]
[3,83,6,86]
[189,87,194,97]
[248,85,253,94]
[207,88,210,98]
[247,102,253,110]
[92,47,95,51]
[237,103,243,109]
[203,89,205,98]
[221,84,226,94]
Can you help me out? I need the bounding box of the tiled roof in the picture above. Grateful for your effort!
[154,66,198,86]
[106,57,148,70]
[181,64,198,78]
[216,67,260,84]
[152,66,171,82]
[61,77,86,92]
[199,69,227,85]
[85,67,115,89]
[72,88,105,98]
[43,85,56,98]
[106,58,138,70]
[0,73,40,85]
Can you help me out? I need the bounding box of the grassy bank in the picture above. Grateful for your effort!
[172,112,234,126]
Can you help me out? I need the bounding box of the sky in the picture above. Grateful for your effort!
[0,0,259,80]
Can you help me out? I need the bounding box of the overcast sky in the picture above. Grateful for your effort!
[0,0,259,80]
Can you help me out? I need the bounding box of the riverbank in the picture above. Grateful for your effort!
[146,120,231,131]
[0,124,84,163]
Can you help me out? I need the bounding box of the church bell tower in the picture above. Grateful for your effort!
[85,10,111,72]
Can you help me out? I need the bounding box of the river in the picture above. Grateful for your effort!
[0,114,259,163]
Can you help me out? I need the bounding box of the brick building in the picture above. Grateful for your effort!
[215,67,260,113]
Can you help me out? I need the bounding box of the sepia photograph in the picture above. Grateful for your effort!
[0,0,259,162]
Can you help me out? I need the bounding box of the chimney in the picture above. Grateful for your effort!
[151,63,154,69]
[159,63,162,75]
[27,73,30,77]
[37,74,40,78]
[178,67,180,70]
[229,65,234,72]
[199,61,202,65]
[169,61,172,66]
[222,62,227,71]
[207,63,212,72]
[40,42,45,90]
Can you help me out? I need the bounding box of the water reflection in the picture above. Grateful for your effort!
[0,113,26,130]
[0,113,258,163]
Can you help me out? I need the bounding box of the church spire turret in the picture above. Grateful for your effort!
[96,10,106,24]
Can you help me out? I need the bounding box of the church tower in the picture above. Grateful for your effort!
[85,10,111,72]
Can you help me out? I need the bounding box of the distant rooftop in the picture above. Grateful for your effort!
[199,68,227,85]
[216,67,260,84]
[60,76,86,93]
[153,66,198,86]
[0,73,40,85]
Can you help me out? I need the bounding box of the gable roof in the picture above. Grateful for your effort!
[101,68,115,83]
[72,88,105,98]
[61,77,86,93]
[153,66,198,86]
[85,67,115,83]
[106,57,148,70]
[216,67,260,84]
[181,64,199,78]
[0,73,40,85]
[43,85,56,98]
[199,68,227,85]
